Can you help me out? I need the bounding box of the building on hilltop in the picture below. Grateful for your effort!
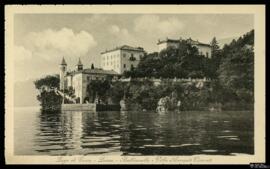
[59,57,119,104]
[101,45,146,74]
[157,38,212,58]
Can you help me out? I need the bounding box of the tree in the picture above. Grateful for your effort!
[87,80,99,103]
[34,74,62,110]
[124,40,213,79]
[210,37,220,54]
[91,63,95,69]
[218,29,254,103]
[109,81,126,104]
[86,79,112,103]
[208,37,222,78]
[34,74,60,89]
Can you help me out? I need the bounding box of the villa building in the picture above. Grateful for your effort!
[58,39,211,104]
[101,45,146,74]
[59,58,119,104]
[157,38,212,58]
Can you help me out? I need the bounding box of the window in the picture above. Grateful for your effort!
[123,64,126,68]
[131,53,134,57]
[206,52,209,57]
[123,53,126,58]
[131,64,134,70]
[130,55,136,61]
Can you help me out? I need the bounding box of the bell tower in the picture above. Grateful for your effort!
[59,57,67,91]
[76,58,83,71]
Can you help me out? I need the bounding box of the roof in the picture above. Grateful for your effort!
[77,58,83,66]
[157,39,180,45]
[60,57,67,65]
[187,39,211,47]
[67,68,119,76]
[101,45,145,54]
[157,38,211,47]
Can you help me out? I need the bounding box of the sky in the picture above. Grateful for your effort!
[14,14,254,82]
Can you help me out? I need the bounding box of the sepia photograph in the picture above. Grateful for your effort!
[5,5,265,164]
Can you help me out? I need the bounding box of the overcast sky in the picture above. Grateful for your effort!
[14,14,253,82]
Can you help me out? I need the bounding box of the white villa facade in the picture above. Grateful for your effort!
[101,45,146,74]
[157,38,212,58]
[59,38,212,104]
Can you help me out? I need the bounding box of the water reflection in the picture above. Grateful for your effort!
[15,108,254,155]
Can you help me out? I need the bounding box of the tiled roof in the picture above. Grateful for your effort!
[82,68,119,75]
[157,39,179,44]
[67,68,119,76]
[60,57,67,65]
[77,58,83,66]
[157,38,211,47]
[101,45,145,54]
[187,39,211,47]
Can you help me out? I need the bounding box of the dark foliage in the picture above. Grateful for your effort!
[34,74,60,89]
[34,75,62,110]
[124,40,215,79]
[218,29,254,104]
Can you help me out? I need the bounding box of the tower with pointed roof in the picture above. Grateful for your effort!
[76,58,83,71]
[59,57,67,90]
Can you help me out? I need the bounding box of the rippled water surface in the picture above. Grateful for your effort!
[14,107,253,155]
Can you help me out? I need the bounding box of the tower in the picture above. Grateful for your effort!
[59,57,67,91]
[76,58,83,71]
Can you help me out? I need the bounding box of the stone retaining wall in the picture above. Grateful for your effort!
[61,103,96,111]
[61,103,121,111]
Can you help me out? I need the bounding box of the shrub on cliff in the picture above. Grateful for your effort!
[36,91,62,111]
[34,74,62,110]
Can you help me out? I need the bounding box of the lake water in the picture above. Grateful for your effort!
[14,107,254,156]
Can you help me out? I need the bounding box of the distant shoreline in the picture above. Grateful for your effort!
[14,106,40,109]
